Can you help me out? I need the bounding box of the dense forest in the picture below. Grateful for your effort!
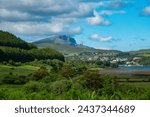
[0,30,36,50]
[0,30,64,62]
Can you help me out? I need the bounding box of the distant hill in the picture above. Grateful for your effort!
[33,35,120,56]
[129,49,150,65]
[130,49,150,57]
[0,30,64,62]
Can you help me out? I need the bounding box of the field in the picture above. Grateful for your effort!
[100,69,150,88]
[0,65,39,78]
[1,62,150,100]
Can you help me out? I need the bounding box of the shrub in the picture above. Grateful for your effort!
[100,75,117,95]
[50,59,64,72]
[61,63,87,79]
[8,60,15,65]
[65,81,86,100]
[41,74,57,83]
[47,80,72,95]
[82,70,104,90]
[95,61,110,68]
[32,66,49,81]
[14,62,22,66]
[61,64,76,79]
[24,81,45,93]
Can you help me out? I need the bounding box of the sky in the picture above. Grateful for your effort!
[0,0,150,51]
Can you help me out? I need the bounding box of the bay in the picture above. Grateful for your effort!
[118,66,150,70]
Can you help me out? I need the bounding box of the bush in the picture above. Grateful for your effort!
[95,61,110,68]
[50,59,64,72]
[61,63,87,79]
[41,74,57,83]
[100,75,117,95]
[32,66,49,81]
[24,81,45,93]
[47,80,72,95]
[82,70,104,90]
[65,81,86,100]
[61,64,76,79]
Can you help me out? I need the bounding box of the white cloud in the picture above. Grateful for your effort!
[0,0,76,15]
[0,9,41,21]
[143,6,150,16]
[0,22,64,36]
[67,27,83,35]
[109,1,124,8]
[69,2,93,17]
[97,47,111,50]
[60,2,104,18]
[51,17,78,26]
[87,10,110,26]
[99,10,126,16]
[0,21,83,36]
[91,34,112,42]
[0,0,128,36]
[0,0,100,36]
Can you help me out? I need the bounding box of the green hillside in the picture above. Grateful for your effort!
[0,30,64,62]
[0,30,36,50]
[130,49,150,57]
[35,43,98,54]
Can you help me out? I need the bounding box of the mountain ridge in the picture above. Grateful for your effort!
[33,35,121,55]
[34,35,78,46]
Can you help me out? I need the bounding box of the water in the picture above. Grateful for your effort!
[118,66,150,70]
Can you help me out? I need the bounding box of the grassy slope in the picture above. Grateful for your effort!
[130,49,150,57]
[35,43,120,55]
[0,65,39,78]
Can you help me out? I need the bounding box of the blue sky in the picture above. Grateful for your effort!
[0,0,150,51]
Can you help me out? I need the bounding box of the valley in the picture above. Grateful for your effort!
[0,30,150,100]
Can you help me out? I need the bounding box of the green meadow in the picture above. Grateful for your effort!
[0,61,150,100]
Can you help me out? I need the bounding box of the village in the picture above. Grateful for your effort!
[65,52,142,66]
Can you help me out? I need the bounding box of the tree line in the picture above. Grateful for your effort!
[0,30,36,50]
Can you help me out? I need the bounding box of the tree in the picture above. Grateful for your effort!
[32,66,49,81]
[82,70,103,90]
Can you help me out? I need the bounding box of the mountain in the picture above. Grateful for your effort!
[33,35,87,54]
[33,35,120,60]
[34,35,77,46]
